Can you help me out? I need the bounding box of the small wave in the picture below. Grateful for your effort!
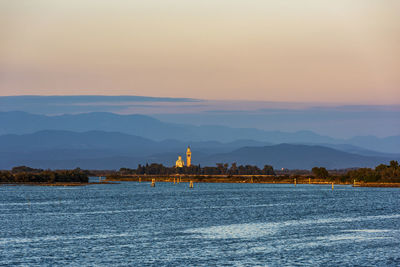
[0,232,140,245]
[184,214,400,239]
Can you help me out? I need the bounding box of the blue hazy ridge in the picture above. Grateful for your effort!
[0,130,398,170]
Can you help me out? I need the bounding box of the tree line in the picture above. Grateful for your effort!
[119,163,275,176]
[2,161,399,184]
[311,160,400,183]
[0,166,89,183]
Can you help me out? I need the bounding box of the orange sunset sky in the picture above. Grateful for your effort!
[1,0,399,104]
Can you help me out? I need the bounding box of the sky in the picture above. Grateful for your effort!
[0,0,399,104]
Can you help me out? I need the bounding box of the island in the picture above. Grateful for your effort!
[0,166,92,186]
[105,161,400,187]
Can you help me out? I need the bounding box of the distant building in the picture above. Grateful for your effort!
[175,156,184,168]
[186,146,191,167]
[175,146,192,168]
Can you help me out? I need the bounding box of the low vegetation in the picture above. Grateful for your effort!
[2,160,399,186]
[0,166,89,184]
[119,163,275,176]
[311,160,400,183]
[111,161,400,185]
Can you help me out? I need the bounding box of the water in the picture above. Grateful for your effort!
[1,180,400,266]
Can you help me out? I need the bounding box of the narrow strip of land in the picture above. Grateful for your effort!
[105,175,400,188]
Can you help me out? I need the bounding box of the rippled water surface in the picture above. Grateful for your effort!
[1,181,400,266]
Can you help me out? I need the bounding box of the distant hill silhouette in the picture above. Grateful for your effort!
[1,111,399,153]
[1,95,398,142]
[0,130,397,170]
[0,111,337,143]
[0,130,156,153]
[202,144,395,170]
[0,130,272,155]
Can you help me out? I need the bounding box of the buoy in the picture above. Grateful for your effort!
[189,180,194,189]
[151,178,155,187]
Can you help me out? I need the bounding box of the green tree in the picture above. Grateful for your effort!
[312,167,329,179]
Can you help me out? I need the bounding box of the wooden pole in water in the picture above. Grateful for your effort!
[332,182,334,190]
[174,177,176,184]
[151,178,155,187]
[309,177,311,184]
[294,178,297,187]
[139,177,141,183]
[251,177,253,183]
[189,180,194,189]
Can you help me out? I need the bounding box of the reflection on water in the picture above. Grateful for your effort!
[1,182,400,266]
[185,222,278,239]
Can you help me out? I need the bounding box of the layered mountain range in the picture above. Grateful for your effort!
[1,111,399,151]
[0,112,399,170]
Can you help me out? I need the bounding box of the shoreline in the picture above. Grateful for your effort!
[105,175,400,188]
[2,178,398,188]
[0,181,117,187]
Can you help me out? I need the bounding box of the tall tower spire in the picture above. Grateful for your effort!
[186,146,191,167]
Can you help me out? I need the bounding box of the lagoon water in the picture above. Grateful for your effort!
[1,180,400,266]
